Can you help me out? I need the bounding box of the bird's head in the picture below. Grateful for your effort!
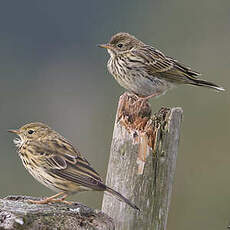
[98,32,144,57]
[8,122,53,147]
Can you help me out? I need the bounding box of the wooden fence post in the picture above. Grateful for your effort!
[102,93,183,230]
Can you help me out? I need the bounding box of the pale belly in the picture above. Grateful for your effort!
[20,155,91,194]
[20,156,62,192]
[108,60,174,97]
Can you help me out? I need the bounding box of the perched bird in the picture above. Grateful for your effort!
[8,122,139,210]
[99,32,224,101]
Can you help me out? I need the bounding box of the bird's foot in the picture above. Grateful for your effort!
[28,198,54,204]
[28,197,72,205]
[27,192,71,205]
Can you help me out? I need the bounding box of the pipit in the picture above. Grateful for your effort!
[8,122,139,210]
[99,32,224,101]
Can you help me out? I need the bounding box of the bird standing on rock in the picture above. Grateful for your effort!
[99,32,224,102]
[8,122,139,210]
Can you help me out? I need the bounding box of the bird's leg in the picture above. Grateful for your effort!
[136,92,159,108]
[143,92,160,100]
[28,192,65,204]
[53,193,73,205]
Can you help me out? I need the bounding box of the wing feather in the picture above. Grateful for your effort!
[131,45,201,84]
[31,138,104,191]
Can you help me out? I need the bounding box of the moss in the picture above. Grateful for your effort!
[119,142,129,156]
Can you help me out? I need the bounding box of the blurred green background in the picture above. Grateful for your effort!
[0,1,229,229]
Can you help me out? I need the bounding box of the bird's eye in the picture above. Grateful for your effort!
[28,130,34,135]
[117,43,123,48]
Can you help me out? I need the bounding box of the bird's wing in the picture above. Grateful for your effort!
[32,138,105,191]
[131,46,174,73]
[132,46,174,72]
[132,46,200,83]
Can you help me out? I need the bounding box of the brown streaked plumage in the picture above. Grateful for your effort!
[8,122,139,210]
[99,32,224,100]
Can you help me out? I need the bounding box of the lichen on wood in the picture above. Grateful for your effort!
[0,195,114,230]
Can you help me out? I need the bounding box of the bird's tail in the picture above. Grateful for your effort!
[189,78,225,92]
[105,186,140,211]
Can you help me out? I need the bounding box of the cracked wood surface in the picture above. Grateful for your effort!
[102,93,183,230]
[0,195,114,230]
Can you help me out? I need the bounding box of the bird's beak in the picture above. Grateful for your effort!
[98,43,113,49]
[8,129,20,134]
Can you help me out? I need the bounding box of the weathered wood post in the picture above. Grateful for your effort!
[102,93,183,230]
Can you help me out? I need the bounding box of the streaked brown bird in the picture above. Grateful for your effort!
[8,122,139,210]
[99,32,224,101]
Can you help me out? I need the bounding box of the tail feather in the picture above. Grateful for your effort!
[189,78,225,92]
[105,186,140,211]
